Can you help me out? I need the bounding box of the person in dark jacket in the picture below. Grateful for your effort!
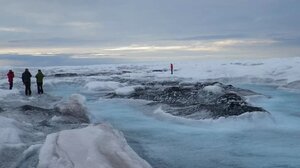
[7,70,14,90]
[35,69,44,94]
[22,68,32,96]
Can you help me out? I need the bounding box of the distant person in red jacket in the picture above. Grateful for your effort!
[7,70,14,90]
[170,63,174,75]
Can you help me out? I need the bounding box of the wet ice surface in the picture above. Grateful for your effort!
[50,82,300,168]
[0,82,152,168]
[0,87,90,167]
[88,86,300,168]
[1,57,300,168]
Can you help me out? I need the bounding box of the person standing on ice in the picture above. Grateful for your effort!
[22,68,32,96]
[7,70,14,90]
[35,69,44,94]
[170,63,174,75]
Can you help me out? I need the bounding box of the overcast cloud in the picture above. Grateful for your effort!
[0,0,300,66]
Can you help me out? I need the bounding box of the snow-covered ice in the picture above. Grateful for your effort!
[38,124,151,168]
[114,85,143,96]
[0,116,22,145]
[54,94,89,122]
[203,85,224,94]
[84,81,123,91]
[1,56,300,168]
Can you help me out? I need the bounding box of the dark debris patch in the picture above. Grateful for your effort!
[108,81,267,119]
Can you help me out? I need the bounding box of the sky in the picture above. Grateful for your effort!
[0,0,300,66]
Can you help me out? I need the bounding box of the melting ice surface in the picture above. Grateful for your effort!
[1,57,300,168]
[49,82,300,168]
[93,87,300,168]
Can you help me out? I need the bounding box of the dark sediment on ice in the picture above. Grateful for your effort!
[108,81,267,119]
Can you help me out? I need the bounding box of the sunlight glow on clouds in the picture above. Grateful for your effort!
[212,39,277,47]
[0,27,30,33]
[104,39,277,53]
[0,47,72,56]
[64,22,101,28]
[0,39,277,57]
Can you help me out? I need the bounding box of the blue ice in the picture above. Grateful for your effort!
[51,83,300,168]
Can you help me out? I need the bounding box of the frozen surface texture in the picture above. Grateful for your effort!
[1,57,300,168]
[38,124,152,168]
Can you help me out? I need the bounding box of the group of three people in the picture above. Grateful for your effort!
[7,69,45,96]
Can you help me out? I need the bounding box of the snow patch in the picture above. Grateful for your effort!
[50,115,64,122]
[54,94,89,122]
[0,89,20,100]
[115,85,143,96]
[0,116,22,145]
[203,85,223,94]
[22,144,42,158]
[84,81,123,91]
[38,124,152,168]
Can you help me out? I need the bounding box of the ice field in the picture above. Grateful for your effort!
[1,57,300,168]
